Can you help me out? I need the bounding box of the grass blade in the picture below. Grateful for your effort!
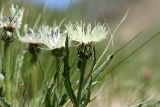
[106,32,160,76]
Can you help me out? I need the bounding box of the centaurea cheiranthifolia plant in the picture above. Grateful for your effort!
[18,24,44,63]
[64,21,109,107]
[0,4,24,102]
[17,24,45,100]
[38,23,66,106]
[0,4,24,41]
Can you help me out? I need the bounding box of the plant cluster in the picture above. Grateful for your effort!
[0,4,114,107]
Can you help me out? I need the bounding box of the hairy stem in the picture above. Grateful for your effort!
[54,57,61,106]
[77,59,87,106]
[4,39,11,102]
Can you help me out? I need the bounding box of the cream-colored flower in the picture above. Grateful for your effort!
[0,72,4,88]
[0,8,4,28]
[39,24,66,50]
[65,22,109,44]
[18,25,43,44]
[0,4,24,29]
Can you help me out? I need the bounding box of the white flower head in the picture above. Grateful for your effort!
[10,4,24,29]
[0,4,24,29]
[0,8,4,28]
[18,24,43,44]
[40,24,66,50]
[0,73,4,88]
[65,21,109,44]
[0,73,4,81]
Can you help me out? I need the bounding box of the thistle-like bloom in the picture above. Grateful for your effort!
[65,22,109,59]
[0,4,24,30]
[18,24,43,44]
[17,25,44,63]
[65,22,109,44]
[39,24,66,50]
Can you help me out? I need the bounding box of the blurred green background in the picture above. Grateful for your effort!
[1,0,160,106]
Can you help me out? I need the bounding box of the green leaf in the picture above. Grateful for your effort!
[0,98,10,107]
[93,54,113,80]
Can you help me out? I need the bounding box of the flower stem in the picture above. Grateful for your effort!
[84,47,96,85]
[77,59,87,106]
[54,57,61,106]
[4,39,11,102]
[55,57,60,84]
